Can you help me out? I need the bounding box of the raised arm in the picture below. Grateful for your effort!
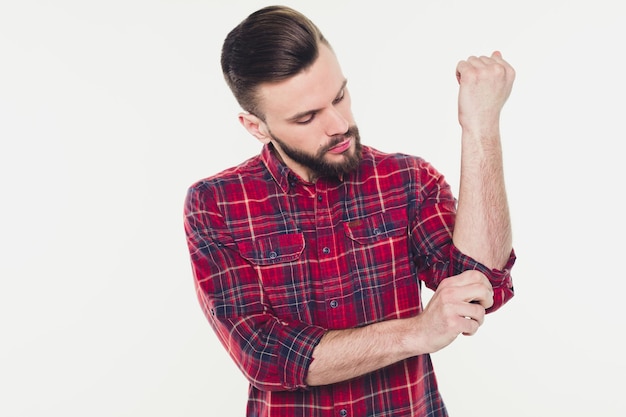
[452,51,515,270]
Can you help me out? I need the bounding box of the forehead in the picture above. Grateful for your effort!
[258,44,345,120]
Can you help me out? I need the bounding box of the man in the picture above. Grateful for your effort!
[184,5,516,417]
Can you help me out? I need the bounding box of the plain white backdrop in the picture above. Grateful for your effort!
[1,1,624,416]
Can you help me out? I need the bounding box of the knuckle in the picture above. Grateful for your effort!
[466,269,485,281]
[493,63,506,75]
[439,286,456,302]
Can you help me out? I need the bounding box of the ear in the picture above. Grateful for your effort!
[239,112,271,144]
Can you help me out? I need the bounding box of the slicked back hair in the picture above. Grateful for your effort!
[220,5,330,120]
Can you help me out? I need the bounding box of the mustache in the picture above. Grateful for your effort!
[322,126,359,152]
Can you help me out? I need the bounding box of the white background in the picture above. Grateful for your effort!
[1,1,624,416]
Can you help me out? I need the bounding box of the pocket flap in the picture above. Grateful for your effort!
[344,209,408,243]
[237,233,305,265]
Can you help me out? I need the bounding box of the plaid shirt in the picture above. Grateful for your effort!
[184,144,515,417]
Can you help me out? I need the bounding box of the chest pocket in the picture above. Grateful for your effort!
[343,208,418,318]
[344,209,408,243]
[237,233,305,265]
[236,233,311,322]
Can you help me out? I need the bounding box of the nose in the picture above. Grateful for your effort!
[324,107,350,137]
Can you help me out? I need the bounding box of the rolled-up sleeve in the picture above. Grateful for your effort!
[184,183,326,391]
[449,245,515,313]
[411,158,515,313]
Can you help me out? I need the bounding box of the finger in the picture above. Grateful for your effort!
[456,57,491,84]
[456,273,494,308]
[455,60,471,83]
[476,52,509,71]
[467,55,488,68]
[459,302,486,326]
[465,284,494,309]
[459,315,481,336]
[478,55,493,66]
[470,296,494,310]
[446,269,488,286]
[489,51,514,74]
[462,323,480,336]
[459,305,486,336]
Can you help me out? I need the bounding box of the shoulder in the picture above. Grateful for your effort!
[187,154,265,193]
[184,154,270,212]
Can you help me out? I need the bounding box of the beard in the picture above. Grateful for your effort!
[269,125,363,179]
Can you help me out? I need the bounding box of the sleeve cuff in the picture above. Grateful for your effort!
[451,246,516,313]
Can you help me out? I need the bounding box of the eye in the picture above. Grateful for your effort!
[333,89,345,105]
[295,113,316,125]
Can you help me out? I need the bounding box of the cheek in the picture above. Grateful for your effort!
[275,125,324,152]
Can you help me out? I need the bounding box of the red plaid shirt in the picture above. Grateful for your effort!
[184,144,515,417]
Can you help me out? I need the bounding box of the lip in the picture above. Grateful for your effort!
[327,138,352,154]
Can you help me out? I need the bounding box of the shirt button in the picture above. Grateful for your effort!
[373,227,381,235]
[322,247,330,254]
[339,409,348,416]
[329,300,338,308]
[317,194,323,201]
[268,251,278,259]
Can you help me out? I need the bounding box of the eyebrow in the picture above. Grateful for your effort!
[286,79,348,123]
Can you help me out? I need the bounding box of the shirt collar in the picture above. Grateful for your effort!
[261,143,297,193]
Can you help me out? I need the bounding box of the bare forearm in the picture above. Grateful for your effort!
[305,268,497,387]
[305,318,417,386]
[453,126,512,269]
[453,51,515,270]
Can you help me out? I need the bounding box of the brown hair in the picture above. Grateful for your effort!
[220,5,330,119]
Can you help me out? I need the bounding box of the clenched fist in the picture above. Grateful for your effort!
[456,51,515,135]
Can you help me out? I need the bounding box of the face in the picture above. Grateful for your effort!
[244,44,361,182]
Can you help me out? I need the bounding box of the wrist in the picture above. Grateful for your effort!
[393,315,432,358]
[459,112,501,139]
